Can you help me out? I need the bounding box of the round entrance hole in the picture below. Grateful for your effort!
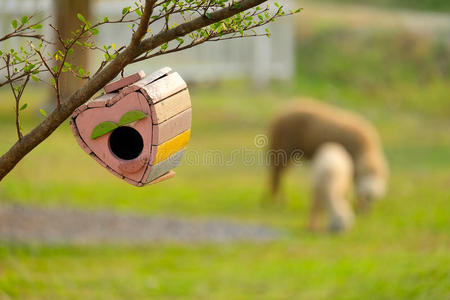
[109,126,144,160]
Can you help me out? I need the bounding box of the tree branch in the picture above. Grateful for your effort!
[0,0,273,181]
[131,0,156,45]
[4,55,30,140]
[138,0,267,53]
[0,16,49,43]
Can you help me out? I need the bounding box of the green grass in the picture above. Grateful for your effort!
[1,238,449,299]
[0,16,449,300]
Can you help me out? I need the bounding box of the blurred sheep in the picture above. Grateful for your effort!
[268,99,389,214]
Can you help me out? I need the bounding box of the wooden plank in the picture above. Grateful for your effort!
[88,92,118,108]
[104,71,145,93]
[70,119,92,155]
[140,72,187,104]
[124,177,141,187]
[90,152,107,168]
[152,108,192,145]
[146,149,185,182]
[106,93,123,106]
[72,104,88,118]
[153,130,190,165]
[92,92,118,102]
[150,89,191,124]
[87,101,106,108]
[140,159,153,184]
[121,67,172,96]
[147,170,176,185]
[139,66,172,87]
[69,118,78,134]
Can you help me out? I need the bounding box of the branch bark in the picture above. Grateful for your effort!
[0,0,268,181]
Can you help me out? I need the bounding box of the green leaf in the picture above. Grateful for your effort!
[77,13,87,24]
[31,23,42,29]
[103,16,109,22]
[122,6,131,15]
[91,121,118,139]
[31,75,39,82]
[160,43,168,52]
[89,28,99,35]
[21,16,28,25]
[24,64,35,72]
[20,103,27,111]
[11,20,18,29]
[39,108,47,117]
[118,110,147,126]
[67,48,73,55]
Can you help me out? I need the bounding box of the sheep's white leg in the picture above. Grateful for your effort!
[311,143,354,233]
[327,194,355,232]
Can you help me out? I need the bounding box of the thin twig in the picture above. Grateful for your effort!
[4,55,30,140]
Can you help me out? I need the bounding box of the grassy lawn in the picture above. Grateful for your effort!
[0,10,449,300]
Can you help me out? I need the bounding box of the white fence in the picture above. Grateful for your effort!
[0,0,295,84]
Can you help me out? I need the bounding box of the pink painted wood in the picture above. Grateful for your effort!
[73,92,152,184]
[90,152,108,168]
[72,104,88,118]
[107,93,123,106]
[70,119,92,155]
[104,71,146,93]
[88,93,118,108]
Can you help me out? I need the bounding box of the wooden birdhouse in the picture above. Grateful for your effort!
[70,67,192,186]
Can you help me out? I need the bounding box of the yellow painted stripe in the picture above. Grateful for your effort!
[154,129,190,164]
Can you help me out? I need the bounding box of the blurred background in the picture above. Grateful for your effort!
[0,0,449,299]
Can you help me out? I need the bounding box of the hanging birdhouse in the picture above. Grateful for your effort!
[70,67,192,186]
